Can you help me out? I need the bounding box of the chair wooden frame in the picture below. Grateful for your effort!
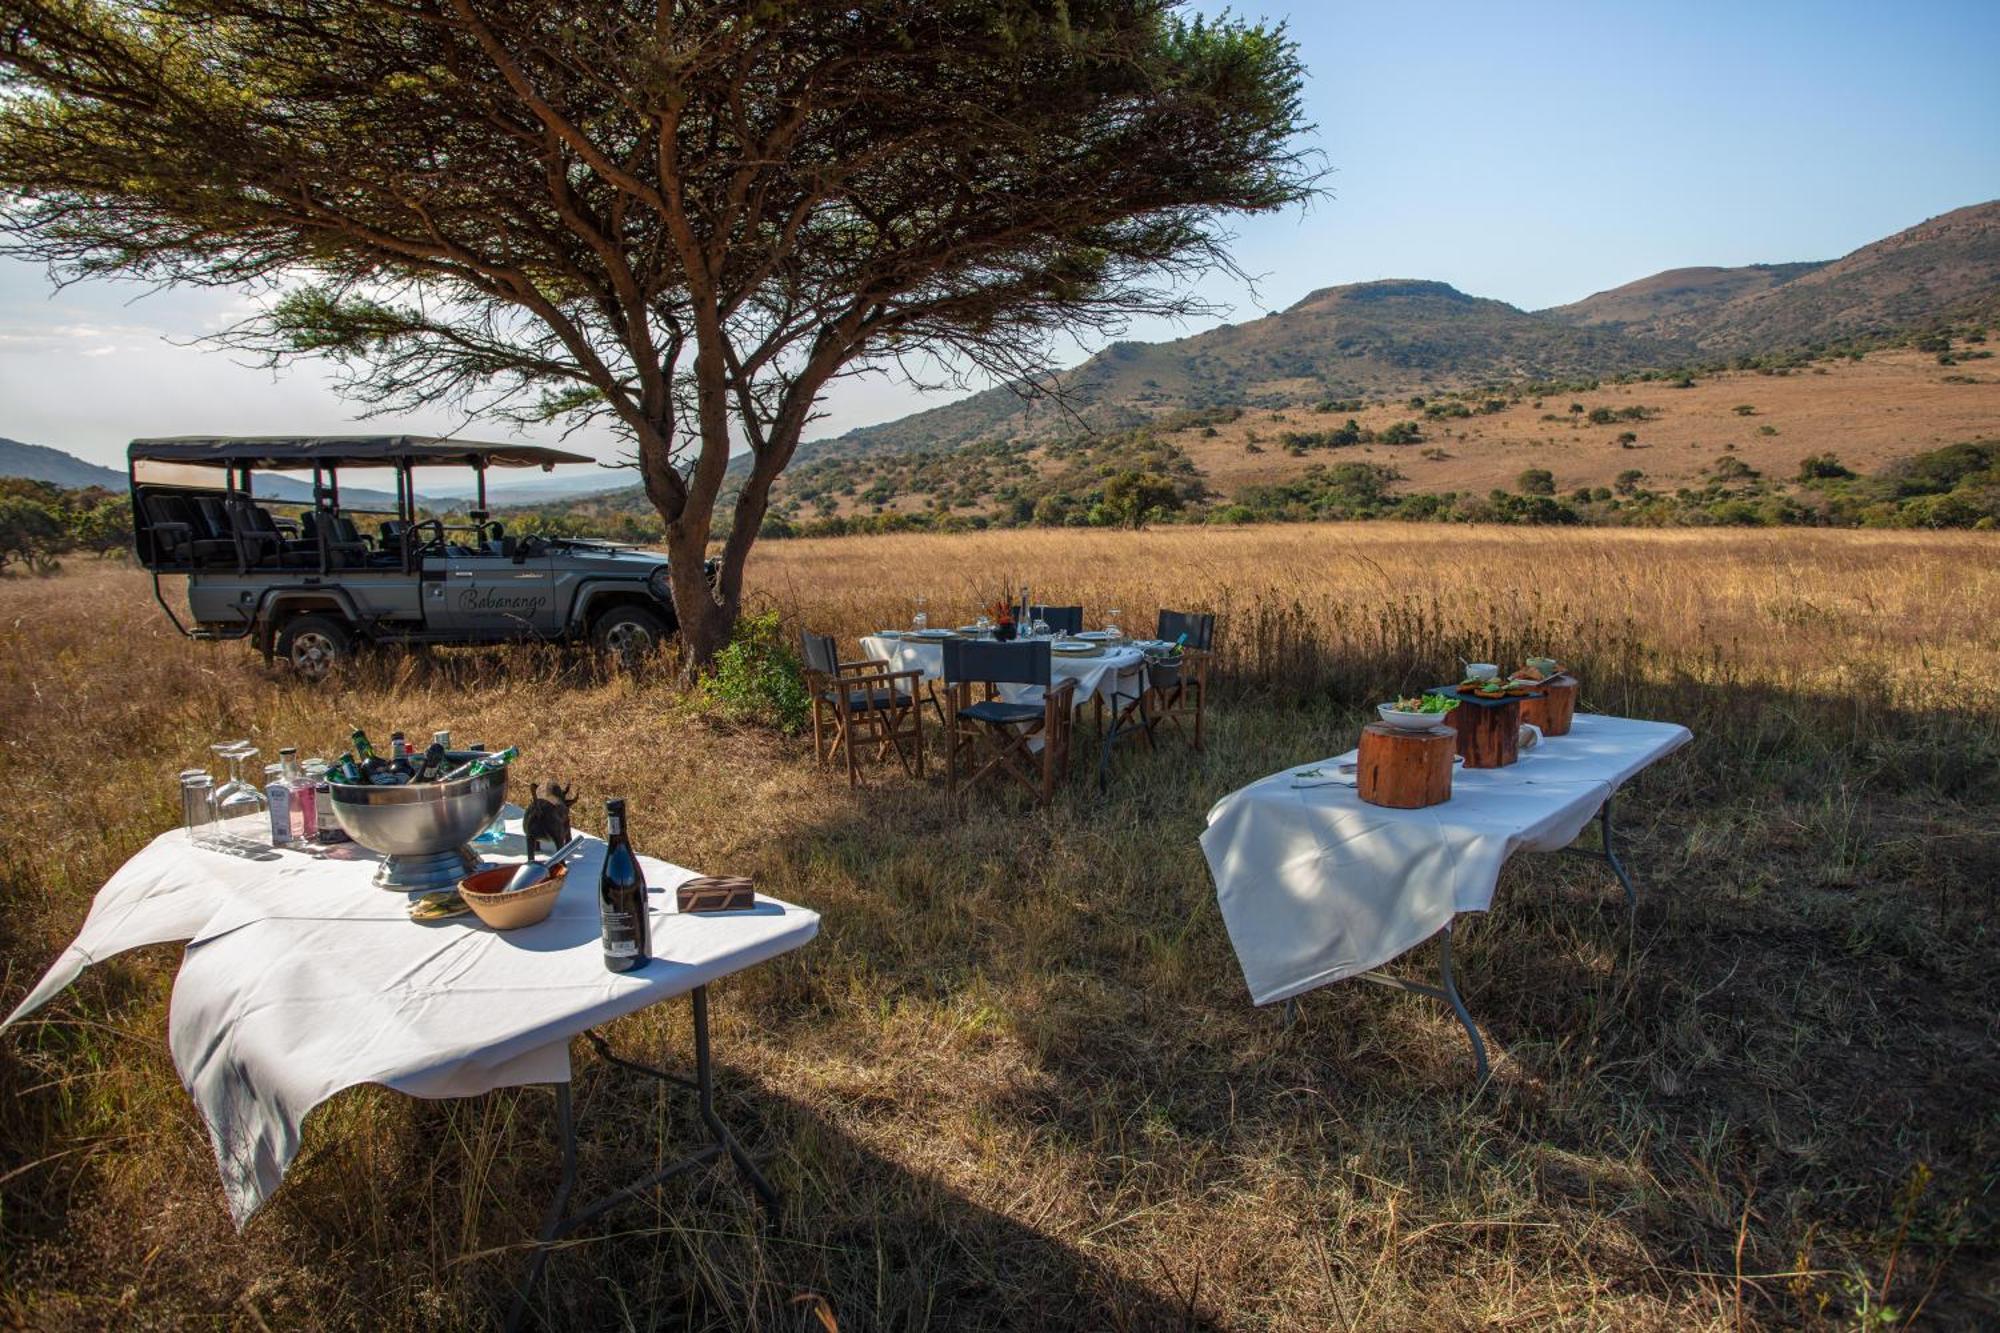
[1102,611,1215,754]
[941,641,1078,805]
[801,633,925,787]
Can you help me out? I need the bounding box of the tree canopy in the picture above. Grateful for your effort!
[0,0,1317,666]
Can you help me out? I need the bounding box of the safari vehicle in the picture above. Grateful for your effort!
[128,435,688,678]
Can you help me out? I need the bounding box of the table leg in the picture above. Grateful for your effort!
[1561,796,1638,909]
[1095,672,1154,792]
[1353,922,1490,1081]
[506,985,780,1330]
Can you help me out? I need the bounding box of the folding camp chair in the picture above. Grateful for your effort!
[801,631,925,786]
[1028,605,1083,635]
[941,639,1077,805]
[1148,609,1215,750]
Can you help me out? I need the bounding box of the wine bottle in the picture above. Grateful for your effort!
[439,745,518,782]
[351,730,386,780]
[412,741,447,783]
[389,732,415,780]
[597,799,650,972]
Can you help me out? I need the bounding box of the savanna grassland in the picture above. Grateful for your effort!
[2,524,1997,1331]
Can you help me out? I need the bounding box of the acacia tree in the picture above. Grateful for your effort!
[0,0,1315,672]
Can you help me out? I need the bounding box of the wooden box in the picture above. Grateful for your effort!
[1358,722,1454,808]
[1518,675,1577,736]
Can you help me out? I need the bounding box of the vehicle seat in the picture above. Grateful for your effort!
[143,494,233,567]
[227,498,312,568]
[303,510,372,568]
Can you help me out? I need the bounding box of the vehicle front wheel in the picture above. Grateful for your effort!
[277,613,353,682]
[591,605,670,668]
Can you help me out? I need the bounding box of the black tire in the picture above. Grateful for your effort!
[591,604,670,667]
[277,613,354,682]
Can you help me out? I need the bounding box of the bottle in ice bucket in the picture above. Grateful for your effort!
[597,799,650,973]
[309,760,348,843]
[440,745,517,782]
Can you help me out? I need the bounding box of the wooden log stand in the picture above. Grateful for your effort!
[1358,723,1455,808]
[1519,676,1578,736]
[1444,696,1523,768]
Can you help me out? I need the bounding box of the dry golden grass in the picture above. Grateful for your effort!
[2,524,1996,1330]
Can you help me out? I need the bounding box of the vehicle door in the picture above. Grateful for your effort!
[425,545,559,637]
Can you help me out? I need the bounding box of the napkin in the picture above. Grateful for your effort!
[1290,764,1357,789]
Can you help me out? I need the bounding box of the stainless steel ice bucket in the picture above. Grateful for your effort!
[329,763,508,891]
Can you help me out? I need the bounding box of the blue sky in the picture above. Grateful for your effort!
[3,0,1995,473]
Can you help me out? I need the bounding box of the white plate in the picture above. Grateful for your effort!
[1052,639,1096,652]
[911,628,953,638]
[1076,630,1121,640]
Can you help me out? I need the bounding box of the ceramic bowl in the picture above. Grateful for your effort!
[1377,703,1450,731]
[457,861,568,930]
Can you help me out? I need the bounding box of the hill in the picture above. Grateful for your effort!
[1554,201,2000,351]
[802,201,1997,468]
[0,437,125,490]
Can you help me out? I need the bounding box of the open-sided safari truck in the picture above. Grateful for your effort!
[128,435,688,679]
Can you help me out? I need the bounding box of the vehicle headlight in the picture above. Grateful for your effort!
[647,566,671,602]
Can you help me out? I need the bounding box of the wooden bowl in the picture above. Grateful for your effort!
[457,862,568,931]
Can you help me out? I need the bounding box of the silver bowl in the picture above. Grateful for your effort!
[330,764,508,891]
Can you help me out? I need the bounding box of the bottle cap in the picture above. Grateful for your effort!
[279,746,297,757]
[605,797,627,815]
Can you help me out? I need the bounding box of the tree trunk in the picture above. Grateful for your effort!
[664,521,733,682]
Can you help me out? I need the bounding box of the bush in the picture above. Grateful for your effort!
[702,609,810,734]
[1614,468,1645,495]
[1796,453,1855,482]
[1517,467,1556,496]
[1377,420,1423,445]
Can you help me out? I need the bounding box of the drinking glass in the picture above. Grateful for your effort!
[181,771,217,846]
[1105,606,1123,639]
[975,613,993,636]
[216,744,267,829]
[1031,616,1050,639]
[912,594,928,632]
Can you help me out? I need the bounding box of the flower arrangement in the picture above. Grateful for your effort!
[985,598,1016,640]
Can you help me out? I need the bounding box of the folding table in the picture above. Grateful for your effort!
[1,813,818,1326]
[1201,712,1690,1077]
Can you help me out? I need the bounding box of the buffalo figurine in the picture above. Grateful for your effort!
[522,781,576,861]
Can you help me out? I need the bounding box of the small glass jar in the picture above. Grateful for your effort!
[180,771,217,847]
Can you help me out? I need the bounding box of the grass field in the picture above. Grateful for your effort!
[2,525,1997,1330]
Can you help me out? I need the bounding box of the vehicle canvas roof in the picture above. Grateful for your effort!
[127,435,595,471]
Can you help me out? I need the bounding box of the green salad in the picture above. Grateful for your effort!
[1393,694,1459,714]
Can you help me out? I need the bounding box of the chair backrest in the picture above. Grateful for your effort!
[227,497,279,538]
[192,495,233,541]
[143,493,192,529]
[332,514,367,547]
[1030,605,1083,634]
[943,638,1050,687]
[799,630,841,676]
[1157,609,1216,651]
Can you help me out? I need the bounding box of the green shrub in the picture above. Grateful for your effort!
[703,609,810,734]
[1517,467,1556,496]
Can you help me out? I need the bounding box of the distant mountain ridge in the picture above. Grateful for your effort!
[0,437,125,489]
[805,200,2000,465]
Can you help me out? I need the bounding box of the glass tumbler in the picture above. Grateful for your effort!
[181,771,217,847]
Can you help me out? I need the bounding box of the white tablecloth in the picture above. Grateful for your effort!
[1201,713,1690,1006]
[860,634,1146,709]
[1,812,819,1226]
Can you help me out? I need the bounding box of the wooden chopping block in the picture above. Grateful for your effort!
[1444,696,1521,768]
[1519,675,1577,736]
[1358,722,1455,808]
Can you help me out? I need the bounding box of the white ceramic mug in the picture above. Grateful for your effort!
[1466,662,1500,680]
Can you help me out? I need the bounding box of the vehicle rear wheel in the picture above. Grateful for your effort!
[278,613,353,682]
[592,605,669,668]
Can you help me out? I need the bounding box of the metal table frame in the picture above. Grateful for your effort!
[1281,794,1640,1082]
[507,984,779,1330]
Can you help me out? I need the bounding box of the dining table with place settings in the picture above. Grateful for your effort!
[860,628,1158,710]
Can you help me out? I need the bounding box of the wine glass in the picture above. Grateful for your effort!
[1031,616,1050,639]
[975,613,993,636]
[1105,606,1123,639]
[215,742,266,829]
[912,593,928,633]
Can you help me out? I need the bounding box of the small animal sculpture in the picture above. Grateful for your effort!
[522,781,576,862]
